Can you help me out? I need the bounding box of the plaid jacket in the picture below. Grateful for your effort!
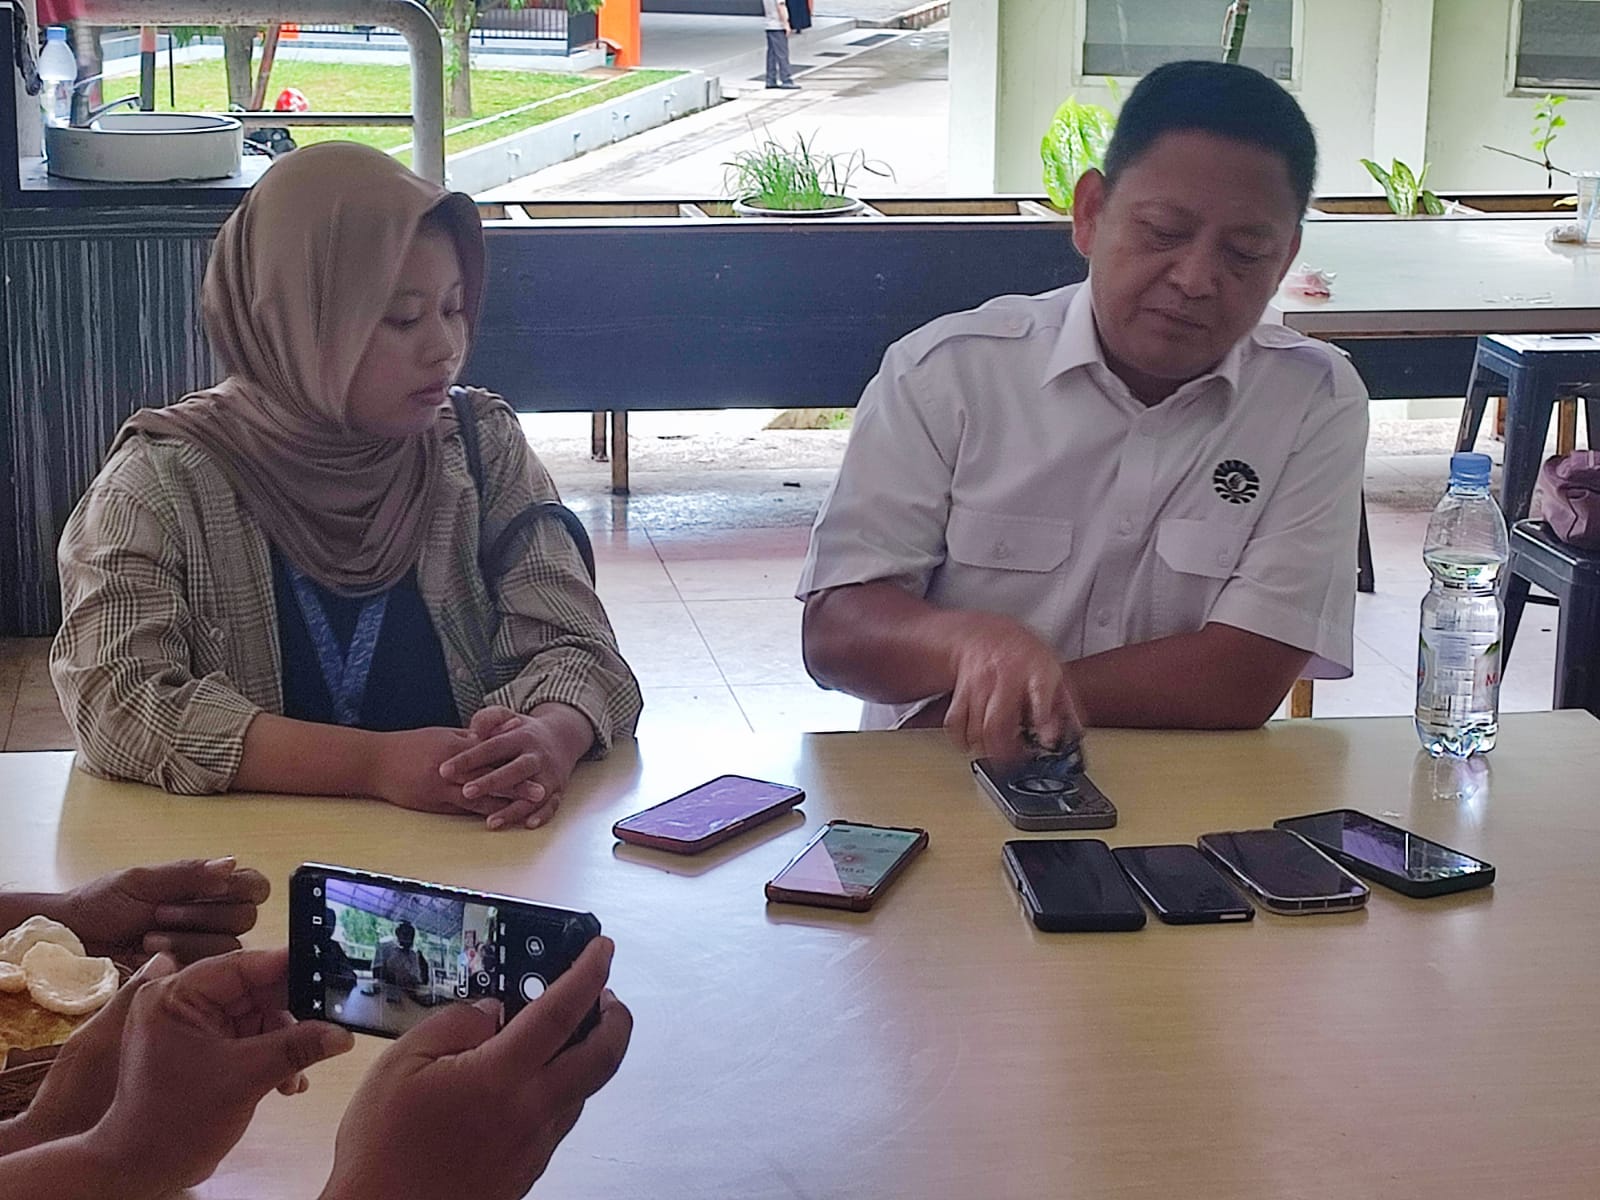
[51,389,641,794]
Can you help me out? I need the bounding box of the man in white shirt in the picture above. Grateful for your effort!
[798,61,1367,760]
[369,920,427,1005]
[762,0,799,90]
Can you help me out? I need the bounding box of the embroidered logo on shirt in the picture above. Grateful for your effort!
[1212,460,1260,505]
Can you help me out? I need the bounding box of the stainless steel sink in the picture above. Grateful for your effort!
[45,112,244,183]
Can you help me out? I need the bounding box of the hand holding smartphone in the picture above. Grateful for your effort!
[765,821,928,912]
[290,864,601,1040]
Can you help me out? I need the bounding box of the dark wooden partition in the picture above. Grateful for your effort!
[468,222,1087,411]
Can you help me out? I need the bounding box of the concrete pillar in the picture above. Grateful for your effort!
[993,0,1077,193]
[947,0,998,191]
[1371,0,1433,171]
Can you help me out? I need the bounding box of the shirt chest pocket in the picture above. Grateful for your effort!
[946,507,1073,572]
[1155,517,1250,579]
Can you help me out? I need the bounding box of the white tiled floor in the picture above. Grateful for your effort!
[0,436,1574,751]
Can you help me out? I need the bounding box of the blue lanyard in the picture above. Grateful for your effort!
[286,565,390,727]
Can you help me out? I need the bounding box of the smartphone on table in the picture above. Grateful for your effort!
[1273,809,1495,898]
[1001,838,1146,932]
[972,754,1116,831]
[289,863,600,1039]
[1197,829,1370,915]
[764,821,928,912]
[1111,844,1254,925]
[613,774,805,854]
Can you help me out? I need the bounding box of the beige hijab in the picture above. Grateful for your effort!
[117,142,486,596]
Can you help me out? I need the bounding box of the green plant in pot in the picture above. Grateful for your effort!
[1360,158,1445,217]
[724,130,892,218]
[1040,92,1116,211]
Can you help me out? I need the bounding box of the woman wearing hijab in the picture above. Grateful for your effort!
[50,143,641,830]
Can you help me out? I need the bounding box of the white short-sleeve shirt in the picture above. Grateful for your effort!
[797,281,1370,730]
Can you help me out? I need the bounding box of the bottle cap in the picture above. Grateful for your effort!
[45,25,67,40]
[1449,452,1492,488]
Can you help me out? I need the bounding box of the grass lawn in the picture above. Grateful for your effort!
[120,59,681,166]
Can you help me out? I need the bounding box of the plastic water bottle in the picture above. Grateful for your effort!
[1415,452,1509,758]
[37,27,76,129]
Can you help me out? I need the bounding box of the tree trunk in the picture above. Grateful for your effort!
[222,28,256,109]
[448,0,473,118]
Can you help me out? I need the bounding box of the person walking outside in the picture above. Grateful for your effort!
[764,0,799,90]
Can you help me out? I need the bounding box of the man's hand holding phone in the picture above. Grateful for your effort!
[940,613,1084,761]
[319,937,632,1200]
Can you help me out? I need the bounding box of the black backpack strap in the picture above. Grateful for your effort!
[450,388,596,585]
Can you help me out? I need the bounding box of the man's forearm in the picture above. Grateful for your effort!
[1070,624,1309,730]
[233,714,384,797]
[801,583,963,704]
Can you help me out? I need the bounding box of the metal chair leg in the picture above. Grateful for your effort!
[1500,368,1558,522]
[1357,493,1374,594]
[1456,353,1499,452]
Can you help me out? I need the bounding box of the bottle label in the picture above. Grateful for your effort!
[1417,629,1501,713]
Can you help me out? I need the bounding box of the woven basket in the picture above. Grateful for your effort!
[0,963,134,1120]
[0,1044,63,1119]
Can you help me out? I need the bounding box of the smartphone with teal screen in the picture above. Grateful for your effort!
[764,820,929,912]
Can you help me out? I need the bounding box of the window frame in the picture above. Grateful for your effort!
[1509,0,1600,94]
[1072,0,1306,90]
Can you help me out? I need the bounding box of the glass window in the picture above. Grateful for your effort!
[1517,0,1600,90]
[1083,0,1294,81]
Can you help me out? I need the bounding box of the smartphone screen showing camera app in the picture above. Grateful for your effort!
[289,864,599,1040]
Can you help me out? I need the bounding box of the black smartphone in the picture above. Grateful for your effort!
[1112,844,1255,925]
[1273,809,1495,898]
[764,820,928,912]
[1001,839,1146,932]
[971,755,1116,830]
[1197,830,1370,915]
[612,774,805,854]
[289,863,600,1040]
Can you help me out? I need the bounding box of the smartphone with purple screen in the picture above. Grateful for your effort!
[612,775,805,854]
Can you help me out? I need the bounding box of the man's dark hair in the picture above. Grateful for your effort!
[395,920,415,943]
[1102,60,1318,214]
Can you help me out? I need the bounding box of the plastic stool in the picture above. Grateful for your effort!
[1502,520,1600,717]
[1457,334,1600,522]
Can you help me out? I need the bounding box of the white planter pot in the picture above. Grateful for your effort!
[732,196,866,219]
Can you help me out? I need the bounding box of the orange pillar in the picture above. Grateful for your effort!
[598,0,641,69]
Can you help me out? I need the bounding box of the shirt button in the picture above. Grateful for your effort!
[992,541,1011,560]
[1217,550,1232,567]
[1096,609,1112,626]
[1117,519,1133,536]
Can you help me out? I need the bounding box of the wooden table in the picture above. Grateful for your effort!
[6,714,1600,1198]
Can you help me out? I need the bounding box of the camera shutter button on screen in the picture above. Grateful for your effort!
[520,973,547,1001]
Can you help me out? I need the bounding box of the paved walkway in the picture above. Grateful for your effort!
[817,0,942,23]
[637,12,856,73]
[481,28,949,199]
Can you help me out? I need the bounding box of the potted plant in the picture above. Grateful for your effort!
[1039,93,1116,212]
[1360,158,1446,217]
[723,130,890,218]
